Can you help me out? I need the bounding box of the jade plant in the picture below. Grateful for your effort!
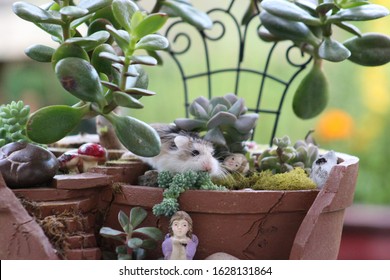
[174,93,259,155]
[99,207,163,260]
[256,135,319,174]
[12,0,212,157]
[259,0,390,119]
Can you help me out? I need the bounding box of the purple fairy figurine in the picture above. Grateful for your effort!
[162,211,199,260]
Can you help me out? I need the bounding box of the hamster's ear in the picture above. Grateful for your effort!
[174,135,190,149]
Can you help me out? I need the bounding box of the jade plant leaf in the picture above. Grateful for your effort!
[131,55,158,66]
[25,44,55,62]
[99,227,126,241]
[12,2,63,25]
[318,37,351,62]
[261,0,321,26]
[329,4,389,22]
[91,44,117,78]
[118,210,130,233]
[51,43,90,67]
[133,13,169,38]
[344,33,390,66]
[124,88,155,97]
[129,207,147,228]
[113,91,144,108]
[106,25,130,52]
[292,61,329,119]
[78,0,113,13]
[259,11,320,46]
[112,0,139,31]
[66,31,110,51]
[55,57,106,107]
[26,105,89,144]
[59,6,88,18]
[162,0,213,30]
[133,227,163,241]
[128,238,143,249]
[104,113,161,157]
[135,34,169,51]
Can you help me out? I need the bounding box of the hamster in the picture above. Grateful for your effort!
[137,124,223,178]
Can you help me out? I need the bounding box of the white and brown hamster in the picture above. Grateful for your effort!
[136,124,223,178]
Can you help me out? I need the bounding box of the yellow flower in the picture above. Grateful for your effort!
[315,109,354,141]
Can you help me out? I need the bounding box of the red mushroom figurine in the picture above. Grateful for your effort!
[77,143,108,172]
[57,150,82,174]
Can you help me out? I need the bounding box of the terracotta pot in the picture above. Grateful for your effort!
[2,150,358,260]
[103,152,359,260]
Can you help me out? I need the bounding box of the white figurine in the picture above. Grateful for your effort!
[310,151,338,188]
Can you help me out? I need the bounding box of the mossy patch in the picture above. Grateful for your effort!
[213,168,316,190]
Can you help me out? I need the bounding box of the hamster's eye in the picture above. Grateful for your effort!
[191,150,200,157]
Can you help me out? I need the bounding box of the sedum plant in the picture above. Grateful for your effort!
[257,135,319,174]
[0,101,31,147]
[174,93,259,155]
[99,207,163,260]
[259,0,390,119]
[153,171,226,217]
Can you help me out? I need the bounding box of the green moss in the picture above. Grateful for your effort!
[213,168,316,191]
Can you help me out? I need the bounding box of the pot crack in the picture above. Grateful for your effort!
[242,192,286,259]
[7,218,35,257]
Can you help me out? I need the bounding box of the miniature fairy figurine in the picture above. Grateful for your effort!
[162,211,199,260]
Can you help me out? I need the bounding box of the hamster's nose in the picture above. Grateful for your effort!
[202,163,212,172]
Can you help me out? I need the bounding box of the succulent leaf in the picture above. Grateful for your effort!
[344,33,390,66]
[318,37,351,62]
[55,57,106,107]
[112,0,139,31]
[25,44,55,63]
[292,60,328,119]
[104,112,161,157]
[129,207,147,228]
[26,105,89,144]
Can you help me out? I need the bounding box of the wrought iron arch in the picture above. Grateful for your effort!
[163,0,312,146]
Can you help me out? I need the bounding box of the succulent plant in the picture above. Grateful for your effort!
[153,171,226,217]
[99,207,163,260]
[174,93,259,155]
[0,101,31,147]
[13,0,172,157]
[259,0,390,119]
[257,135,319,174]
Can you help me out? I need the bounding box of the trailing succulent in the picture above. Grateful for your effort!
[12,0,212,157]
[256,135,319,174]
[153,171,226,217]
[0,101,31,147]
[259,0,390,119]
[174,93,259,155]
[100,207,162,260]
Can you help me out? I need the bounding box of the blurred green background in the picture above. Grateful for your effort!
[1,0,390,205]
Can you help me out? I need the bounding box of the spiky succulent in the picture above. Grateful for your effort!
[257,135,318,174]
[174,93,259,155]
[0,101,31,147]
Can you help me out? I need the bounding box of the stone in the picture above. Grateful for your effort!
[0,142,59,188]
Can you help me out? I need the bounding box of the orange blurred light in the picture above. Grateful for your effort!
[315,109,355,141]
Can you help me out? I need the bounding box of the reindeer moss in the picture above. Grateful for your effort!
[213,168,316,190]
